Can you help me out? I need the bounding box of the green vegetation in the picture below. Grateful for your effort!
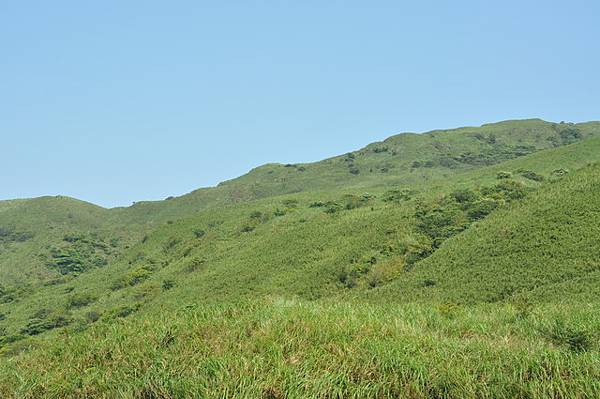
[1,119,600,397]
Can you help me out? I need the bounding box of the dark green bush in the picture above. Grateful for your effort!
[383,189,413,203]
[193,229,206,239]
[451,189,478,204]
[552,168,569,177]
[249,211,263,219]
[415,200,469,248]
[107,304,140,319]
[482,180,527,201]
[0,227,34,244]
[466,199,498,221]
[558,127,582,145]
[342,194,368,210]
[21,311,71,336]
[520,170,545,182]
[85,310,102,323]
[184,257,205,273]
[282,199,299,208]
[421,279,436,287]
[112,265,154,290]
[67,292,96,309]
[46,235,111,275]
[496,171,513,179]
[240,224,256,233]
[164,237,181,252]
[546,319,591,352]
[324,202,342,214]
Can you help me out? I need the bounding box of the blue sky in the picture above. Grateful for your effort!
[2,1,599,208]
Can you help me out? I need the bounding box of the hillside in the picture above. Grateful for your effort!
[369,162,600,304]
[1,119,600,397]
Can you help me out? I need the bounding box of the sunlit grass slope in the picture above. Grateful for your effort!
[369,162,600,304]
[1,300,599,398]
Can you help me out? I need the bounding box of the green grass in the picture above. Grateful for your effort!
[1,299,598,398]
[369,162,600,304]
[1,119,600,398]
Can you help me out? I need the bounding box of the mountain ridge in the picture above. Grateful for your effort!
[4,118,599,210]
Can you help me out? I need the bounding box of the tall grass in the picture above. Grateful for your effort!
[1,299,598,398]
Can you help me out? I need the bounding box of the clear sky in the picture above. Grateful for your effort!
[2,1,599,208]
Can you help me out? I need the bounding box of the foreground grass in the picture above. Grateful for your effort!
[1,299,598,398]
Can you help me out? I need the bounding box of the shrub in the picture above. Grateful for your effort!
[546,319,591,352]
[383,189,413,203]
[520,170,545,182]
[127,266,153,286]
[483,180,527,201]
[512,299,533,319]
[496,171,513,179]
[85,310,102,323]
[108,305,140,319]
[182,246,193,257]
[552,168,569,177]
[466,199,498,221]
[337,268,357,288]
[342,194,368,210]
[367,272,383,288]
[164,237,181,251]
[193,229,206,239]
[240,224,255,233]
[249,211,263,219]
[421,279,436,287]
[282,199,299,208]
[112,265,154,289]
[47,247,87,274]
[558,127,582,145]
[415,200,469,248]
[21,311,71,336]
[348,166,360,175]
[185,257,205,273]
[451,189,478,204]
[162,279,176,290]
[404,243,433,268]
[0,227,34,244]
[67,292,96,309]
[324,202,342,214]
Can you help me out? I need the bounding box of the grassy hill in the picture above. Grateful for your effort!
[369,162,600,304]
[1,119,600,398]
